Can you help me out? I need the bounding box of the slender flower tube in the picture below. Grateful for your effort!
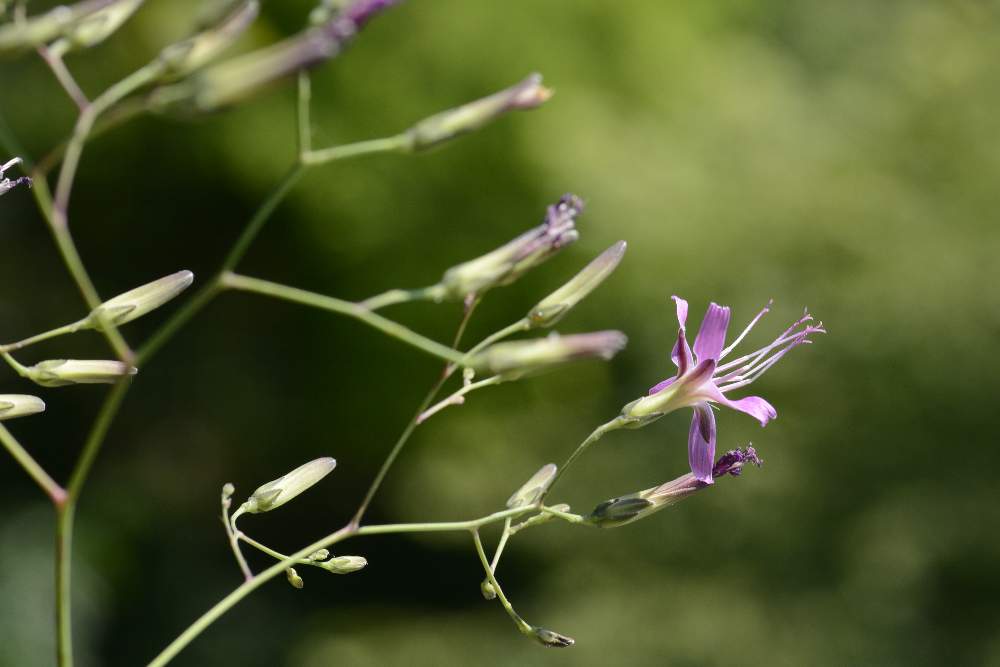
[237,457,336,514]
[438,194,583,299]
[24,359,137,387]
[586,446,762,527]
[527,241,627,328]
[624,297,823,483]
[86,270,195,329]
[0,395,46,421]
[469,330,626,380]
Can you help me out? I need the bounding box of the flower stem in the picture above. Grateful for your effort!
[0,320,87,353]
[222,492,252,581]
[541,417,627,503]
[417,375,503,424]
[358,286,445,311]
[472,529,533,635]
[0,423,66,504]
[220,272,467,365]
[301,135,411,166]
[147,506,535,666]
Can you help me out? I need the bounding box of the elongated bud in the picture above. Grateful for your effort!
[286,567,305,589]
[586,446,762,528]
[149,0,398,113]
[240,457,336,514]
[85,270,194,330]
[438,195,582,300]
[506,463,557,508]
[0,158,31,196]
[157,1,258,79]
[48,0,145,56]
[0,0,108,54]
[531,626,575,648]
[307,548,330,562]
[405,74,552,151]
[528,241,627,328]
[25,359,137,387]
[322,555,367,574]
[0,395,46,421]
[469,331,626,380]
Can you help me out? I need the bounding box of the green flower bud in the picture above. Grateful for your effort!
[528,241,627,328]
[307,548,330,562]
[468,331,627,381]
[156,1,259,79]
[286,567,304,589]
[506,463,557,508]
[531,626,575,648]
[25,359,137,387]
[48,0,145,56]
[0,395,46,421]
[480,579,497,600]
[585,494,654,528]
[86,270,194,330]
[240,457,336,514]
[437,195,582,300]
[405,74,552,151]
[0,0,102,54]
[322,555,367,574]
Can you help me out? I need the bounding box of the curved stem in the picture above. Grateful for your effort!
[302,135,411,166]
[220,273,467,365]
[0,320,87,353]
[417,375,503,424]
[541,417,626,503]
[147,506,534,666]
[472,529,532,635]
[222,495,252,582]
[359,286,445,311]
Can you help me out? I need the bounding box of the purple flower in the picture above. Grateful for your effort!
[625,297,823,483]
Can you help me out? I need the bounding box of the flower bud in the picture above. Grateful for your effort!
[0,395,46,421]
[0,1,98,54]
[528,241,627,328]
[48,0,145,56]
[322,555,367,574]
[585,494,654,528]
[0,158,31,197]
[480,579,497,600]
[25,359,137,387]
[307,548,330,562]
[405,74,552,151]
[85,270,194,330]
[286,567,304,589]
[531,626,575,648]
[468,331,627,380]
[506,463,557,508]
[437,195,583,300]
[156,1,259,79]
[240,457,336,513]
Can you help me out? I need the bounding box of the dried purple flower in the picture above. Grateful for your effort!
[625,298,823,483]
[0,158,31,197]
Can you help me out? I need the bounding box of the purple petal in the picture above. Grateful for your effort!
[688,404,716,484]
[686,358,717,386]
[705,384,776,426]
[671,295,688,329]
[693,303,731,363]
[671,327,693,373]
[648,376,675,395]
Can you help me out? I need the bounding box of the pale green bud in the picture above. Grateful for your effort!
[307,548,330,562]
[585,493,655,528]
[0,395,46,421]
[0,0,98,54]
[405,74,552,151]
[157,1,259,79]
[506,463,557,508]
[48,0,145,56]
[528,241,627,328]
[468,331,627,381]
[86,270,194,330]
[322,555,367,574]
[531,626,575,648]
[240,457,336,513]
[25,359,137,387]
[286,567,304,589]
[221,483,236,501]
[437,195,582,300]
[480,579,497,600]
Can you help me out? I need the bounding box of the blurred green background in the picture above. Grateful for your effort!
[2,0,999,665]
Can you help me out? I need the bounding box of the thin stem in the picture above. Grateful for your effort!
[35,98,146,177]
[541,417,626,503]
[349,299,479,527]
[37,46,89,111]
[148,506,534,666]
[459,318,530,364]
[220,273,466,365]
[0,423,66,504]
[359,286,445,311]
[539,505,585,524]
[302,134,411,166]
[472,529,533,635]
[56,379,131,667]
[483,517,513,591]
[222,495,252,582]
[0,320,86,353]
[417,375,503,424]
[237,533,328,570]
[136,279,222,366]
[296,72,311,157]
[1,349,30,377]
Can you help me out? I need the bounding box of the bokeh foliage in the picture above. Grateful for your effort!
[1,0,999,665]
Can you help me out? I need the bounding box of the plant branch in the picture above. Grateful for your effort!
[37,45,89,111]
[541,416,627,503]
[472,529,533,635]
[0,423,66,504]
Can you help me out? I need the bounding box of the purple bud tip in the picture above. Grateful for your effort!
[711,445,763,478]
[542,193,584,243]
[343,0,401,28]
